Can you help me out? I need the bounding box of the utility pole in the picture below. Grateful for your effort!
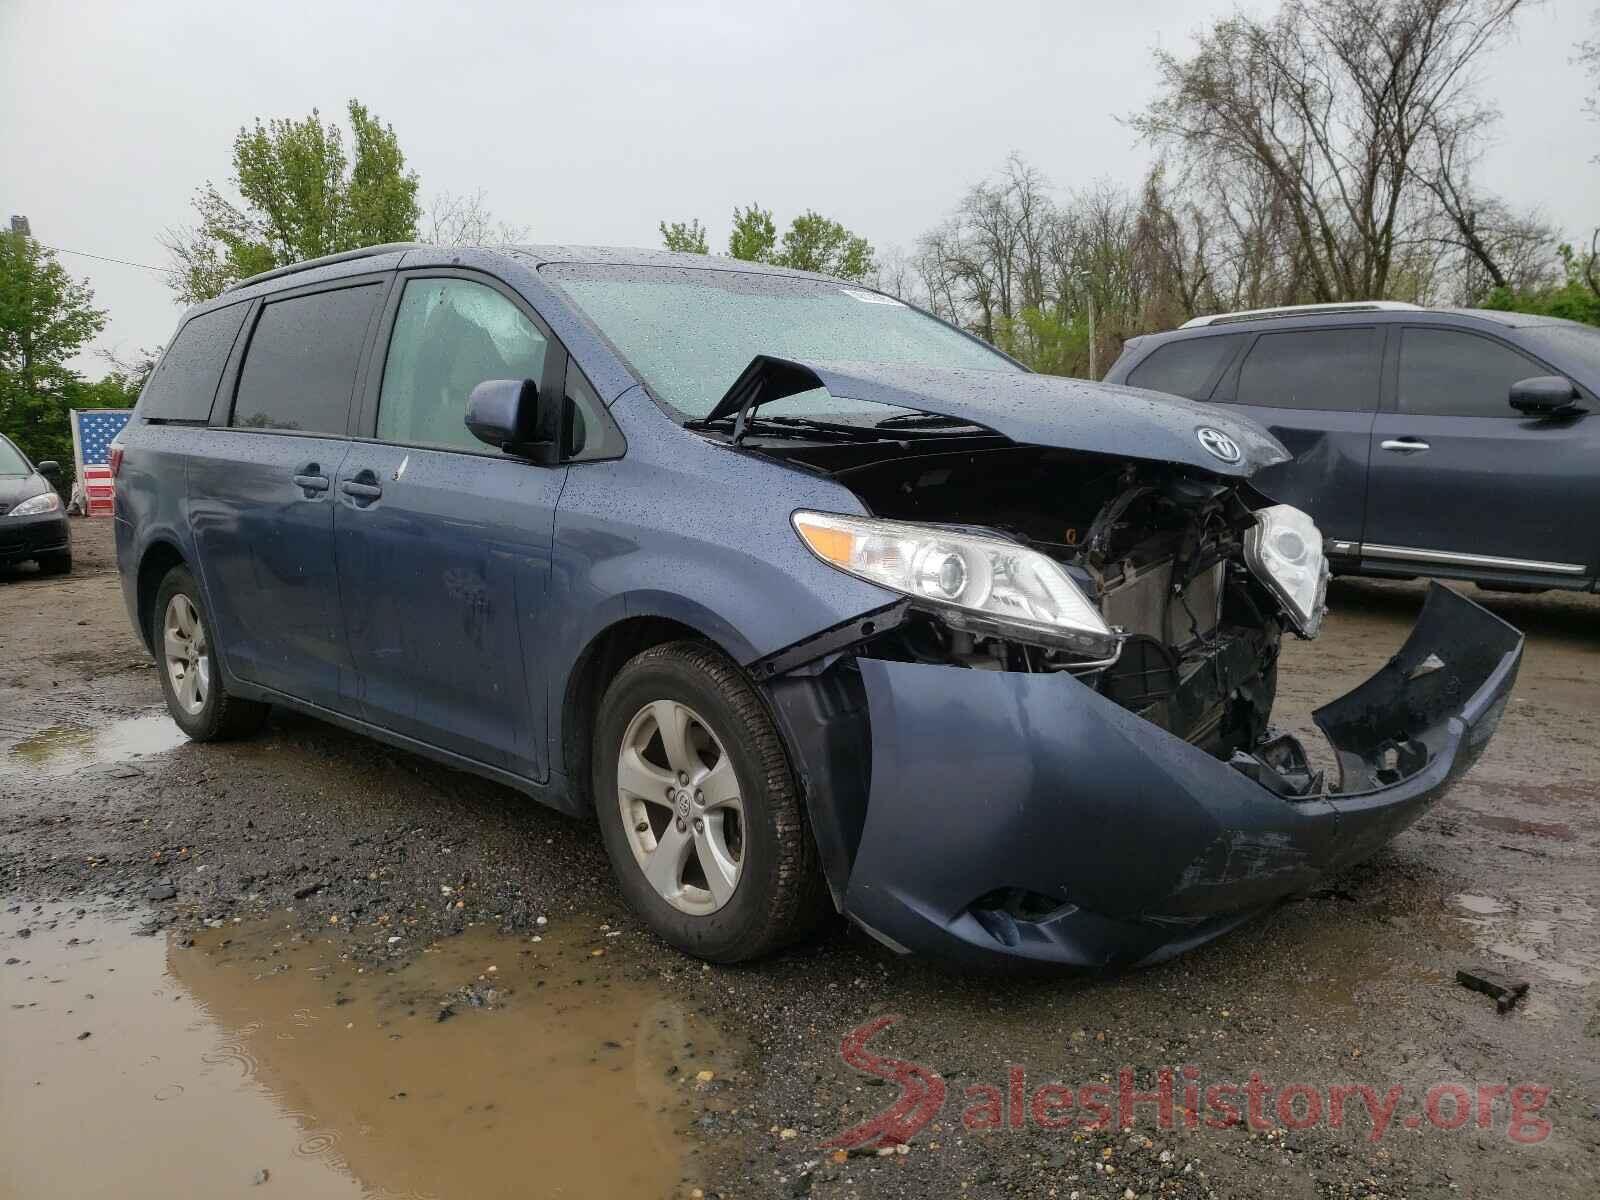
[1073,271,1098,380]
[1087,291,1097,380]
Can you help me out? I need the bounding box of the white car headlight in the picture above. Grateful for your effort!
[1244,503,1328,638]
[792,510,1117,657]
[9,490,62,518]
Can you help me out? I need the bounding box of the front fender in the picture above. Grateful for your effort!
[547,388,899,780]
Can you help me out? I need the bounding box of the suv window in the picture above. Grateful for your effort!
[232,284,383,433]
[1234,328,1379,411]
[140,302,249,421]
[377,278,548,452]
[1126,334,1242,400]
[1399,327,1546,418]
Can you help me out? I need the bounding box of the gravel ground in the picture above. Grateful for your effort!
[3,518,1597,1198]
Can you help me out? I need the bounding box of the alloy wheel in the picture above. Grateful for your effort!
[162,593,210,716]
[616,699,745,915]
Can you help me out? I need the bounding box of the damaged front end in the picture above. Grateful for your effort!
[715,357,1524,968]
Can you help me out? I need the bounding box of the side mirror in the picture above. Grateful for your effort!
[464,378,558,462]
[36,460,60,479]
[1509,375,1581,416]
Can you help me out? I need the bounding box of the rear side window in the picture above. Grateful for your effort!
[139,303,249,420]
[1234,328,1379,411]
[1126,335,1242,400]
[232,284,383,433]
[1398,328,1546,418]
[376,278,548,451]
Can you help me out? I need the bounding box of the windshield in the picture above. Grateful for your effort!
[543,263,1019,420]
[0,438,30,475]
[1522,322,1600,384]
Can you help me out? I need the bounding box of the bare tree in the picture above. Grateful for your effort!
[1581,10,1600,128]
[1133,0,1532,302]
[871,244,918,301]
[423,189,528,246]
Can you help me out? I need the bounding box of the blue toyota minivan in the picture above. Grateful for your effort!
[114,244,1523,969]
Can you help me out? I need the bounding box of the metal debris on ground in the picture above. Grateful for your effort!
[1455,967,1529,1013]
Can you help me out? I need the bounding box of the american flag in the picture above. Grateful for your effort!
[73,409,132,517]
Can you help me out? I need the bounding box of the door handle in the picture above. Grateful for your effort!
[1380,438,1431,453]
[291,466,330,494]
[341,480,383,499]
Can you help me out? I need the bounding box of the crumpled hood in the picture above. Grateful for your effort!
[709,356,1291,478]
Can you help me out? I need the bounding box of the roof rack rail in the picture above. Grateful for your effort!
[1179,301,1422,329]
[222,242,425,294]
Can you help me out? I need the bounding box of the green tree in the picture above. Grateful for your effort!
[777,210,874,280]
[1484,241,1600,326]
[660,204,876,281]
[163,100,421,303]
[659,218,710,254]
[0,229,107,475]
[728,204,778,264]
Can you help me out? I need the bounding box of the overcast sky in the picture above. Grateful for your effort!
[3,0,1596,377]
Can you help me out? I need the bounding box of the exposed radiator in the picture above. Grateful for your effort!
[1097,557,1225,648]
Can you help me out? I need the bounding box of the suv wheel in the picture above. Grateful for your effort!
[152,565,269,741]
[592,641,829,962]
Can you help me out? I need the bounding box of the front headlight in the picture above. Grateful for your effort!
[792,510,1117,657]
[1244,503,1328,638]
[9,490,62,518]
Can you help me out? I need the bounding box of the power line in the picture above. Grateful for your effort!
[39,244,174,275]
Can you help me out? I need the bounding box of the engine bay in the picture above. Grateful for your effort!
[771,441,1290,763]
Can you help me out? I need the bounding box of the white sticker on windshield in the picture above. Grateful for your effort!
[840,287,905,306]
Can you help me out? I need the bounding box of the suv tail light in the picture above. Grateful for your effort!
[109,442,125,478]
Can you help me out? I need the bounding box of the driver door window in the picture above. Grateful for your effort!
[377,278,548,451]
[1397,328,1544,418]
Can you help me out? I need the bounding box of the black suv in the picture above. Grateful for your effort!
[1104,302,1600,593]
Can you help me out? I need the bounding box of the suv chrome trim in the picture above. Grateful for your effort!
[1180,301,1422,329]
[1363,543,1587,576]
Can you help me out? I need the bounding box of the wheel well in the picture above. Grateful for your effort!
[135,541,187,652]
[562,617,706,814]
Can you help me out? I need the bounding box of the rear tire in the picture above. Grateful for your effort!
[152,565,269,741]
[592,640,829,963]
[37,551,71,576]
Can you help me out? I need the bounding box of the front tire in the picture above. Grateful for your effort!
[592,641,828,963]
[37,551,71,576]
[152,565,269,741]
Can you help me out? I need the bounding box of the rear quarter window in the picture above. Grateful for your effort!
[1125,335,1243,400]
[231,284,383,433]
[138,303,250,421]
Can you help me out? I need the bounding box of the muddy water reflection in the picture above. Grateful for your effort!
[1,905,736,1199]
[7,710,188,776]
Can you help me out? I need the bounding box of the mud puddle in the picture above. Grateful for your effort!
[1,902,737,1199]
[6,710,188,777]
[1446,891,1599,988]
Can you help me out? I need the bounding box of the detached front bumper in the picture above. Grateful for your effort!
[836,584,1522,970]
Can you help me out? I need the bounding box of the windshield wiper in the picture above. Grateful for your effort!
[872,412,986,431]
[688,413,886,443]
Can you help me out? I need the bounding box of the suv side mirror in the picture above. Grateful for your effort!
[36,460,60,479]
[465,378,559,463]
[1509,375,1582,416]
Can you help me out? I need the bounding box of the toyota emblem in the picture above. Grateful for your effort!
[1197,427,1242,463]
